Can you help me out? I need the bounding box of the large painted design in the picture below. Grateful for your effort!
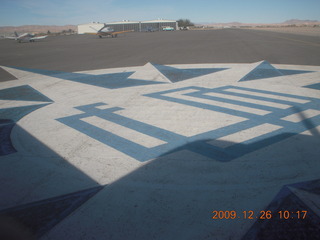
[57,85,320,162]
[0,186,103,238]
[239,61,314,82]
[0,61,319,239]
[243,178,320,239]
[152,63,228,82]
[6,66,162,89]
[0,85,53,156]
[6,63,228,89]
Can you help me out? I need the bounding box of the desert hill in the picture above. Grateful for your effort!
[0,25,77,35]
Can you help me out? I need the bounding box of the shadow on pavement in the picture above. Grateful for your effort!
[0,126,101,239]
[0,107,319,240]
[46,129,320,239]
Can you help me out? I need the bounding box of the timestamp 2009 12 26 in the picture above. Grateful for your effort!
[211,210,307,220]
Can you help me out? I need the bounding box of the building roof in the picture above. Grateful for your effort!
[142,19,177,23]
[78,22,104,26]
[79,19,177,27]
[105,20,140,25]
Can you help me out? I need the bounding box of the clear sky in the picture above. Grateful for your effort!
[0,0,319,26]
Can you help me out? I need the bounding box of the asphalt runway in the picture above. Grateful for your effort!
[0,29,319,79]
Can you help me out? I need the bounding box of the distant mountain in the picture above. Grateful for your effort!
[0,25,77,35]
[282,19,320,25]
[196,22,255,27]
[196,19,320,27]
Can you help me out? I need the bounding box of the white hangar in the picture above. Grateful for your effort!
[78,19,178,34]
[77,22,105,34]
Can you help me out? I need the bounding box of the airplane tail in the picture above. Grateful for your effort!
[6,32,19,40]
[98,24,108,32]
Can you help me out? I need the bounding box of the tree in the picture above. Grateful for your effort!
[177,19,195,28]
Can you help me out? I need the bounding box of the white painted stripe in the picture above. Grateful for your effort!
[81,116,167,148]
[281,109,320,123]
[226,89,309,104]
[208,123,282,148]
[204,92,291,109]
[164,91,270,115]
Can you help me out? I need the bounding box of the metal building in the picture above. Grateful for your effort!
[104,20,140,32]
[78,19,178,33]
[78,22,104,34]
[140,19,178,32]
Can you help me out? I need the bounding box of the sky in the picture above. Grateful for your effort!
[0,0,319,26]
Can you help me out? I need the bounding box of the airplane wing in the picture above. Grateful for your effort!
[107,30,134,37]
[5,36,17,40]
[111,30,134,35]
[94,30,133,38]
[86,26,134,37]
[30,35,48,40]
[6,32,19,39]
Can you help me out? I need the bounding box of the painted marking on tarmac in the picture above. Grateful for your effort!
[238,60,315,82]
[243,178,320,240]
[163,89,270,115]
[225,88,310,104]
[203,92,291,109]
[208,123,283,149]
[304,82,320,90]
[0,85,53,102]
[57,102,185,162]
[152,63,228,82]
[0,186,103,238]
[82,116,167,148]
[1,62,320,239]
[56,85,320,162]
[0,85,53,156]
[281,109,320,123]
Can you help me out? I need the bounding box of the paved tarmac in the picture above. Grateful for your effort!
[0,29,320,240]
[0,29,320,76]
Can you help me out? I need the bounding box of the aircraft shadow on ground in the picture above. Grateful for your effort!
[0,125,102,239]
[0,106,320,239]
[72,126,319,239]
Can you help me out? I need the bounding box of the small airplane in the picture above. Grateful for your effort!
[89,25,133,38]
[7,32,48,43]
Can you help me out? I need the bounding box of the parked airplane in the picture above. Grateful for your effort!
[89,25,133,38]
[7,32,48,43]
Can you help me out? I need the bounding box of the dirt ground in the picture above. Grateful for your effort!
[249,27,320,37]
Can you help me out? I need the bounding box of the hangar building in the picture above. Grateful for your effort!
[104,20,140,32]
[142,19,178,31]
[78,19,178,34]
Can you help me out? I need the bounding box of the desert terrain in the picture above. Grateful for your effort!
[249,26,320,37]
